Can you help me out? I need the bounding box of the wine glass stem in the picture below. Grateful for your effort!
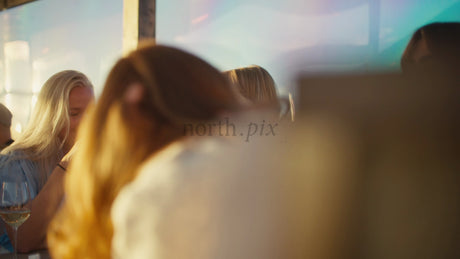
[13,226,18,259]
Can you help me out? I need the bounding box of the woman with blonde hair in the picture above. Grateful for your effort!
[47,44,245,259]
[224,65,278,104]
[0,70,94,252]
[224,65,294,121]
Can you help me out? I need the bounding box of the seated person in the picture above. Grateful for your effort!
[0,103,13,150]
[224,65,278,104]
[0,70,94,252]
[401,22,460,75]
[47,43,246,259]
[223,65,293,121]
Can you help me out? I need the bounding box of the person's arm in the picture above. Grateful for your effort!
[4,164,66,252]
[4,144,75,252]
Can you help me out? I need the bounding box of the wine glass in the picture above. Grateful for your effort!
[0,178,31,259]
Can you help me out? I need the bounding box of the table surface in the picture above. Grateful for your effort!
[0,250,50,259]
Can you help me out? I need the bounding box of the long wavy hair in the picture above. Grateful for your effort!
[47,44,245,259]
[1,70,93,188]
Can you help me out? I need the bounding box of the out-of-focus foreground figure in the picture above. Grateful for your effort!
[47,43,246,259]
[110,72,458,259]
[296,72,460,258]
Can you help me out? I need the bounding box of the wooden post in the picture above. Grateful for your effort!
[139,0,155,40]
[122,0,156,56]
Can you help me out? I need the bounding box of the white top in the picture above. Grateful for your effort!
[111,135,287,259]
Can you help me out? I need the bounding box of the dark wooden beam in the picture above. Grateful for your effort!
[123,0,156,55]
[5,0,36,9]
[139,0,155,40]
[1,0,36,11]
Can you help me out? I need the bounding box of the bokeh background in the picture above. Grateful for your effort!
[1,0,459,138]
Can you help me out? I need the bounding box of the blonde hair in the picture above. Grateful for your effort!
[48,44,245,259]
[1,70,93,188]
[224,65,278,104]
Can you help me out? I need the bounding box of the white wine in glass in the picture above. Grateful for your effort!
[0,180,31,259]
[0,208,31,228]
